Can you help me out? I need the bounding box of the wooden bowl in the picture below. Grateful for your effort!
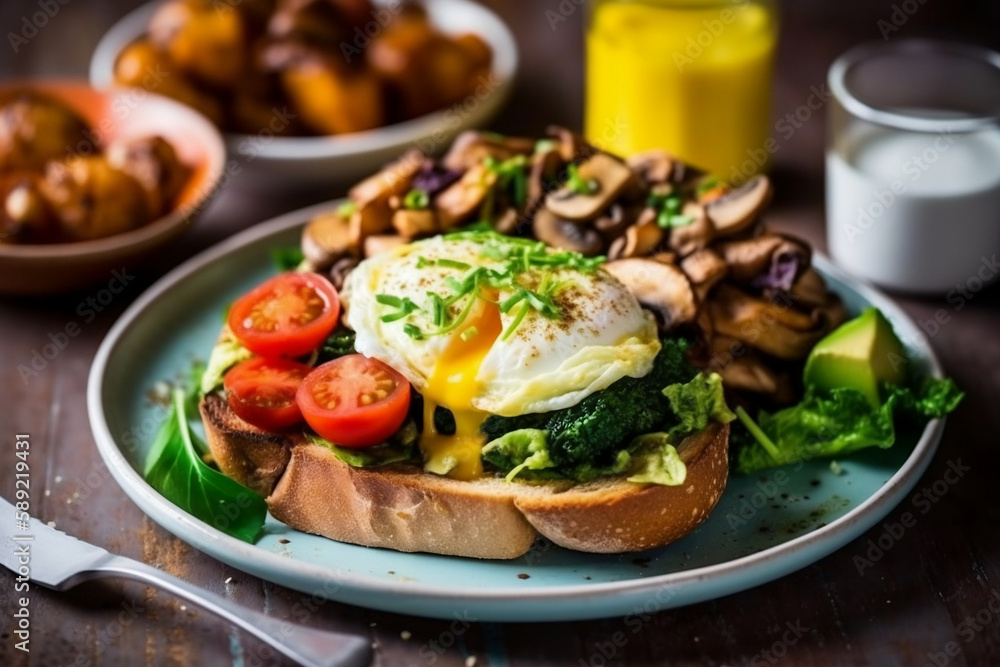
[0,80,226,296]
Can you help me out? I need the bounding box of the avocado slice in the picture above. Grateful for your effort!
[803,307,907,406]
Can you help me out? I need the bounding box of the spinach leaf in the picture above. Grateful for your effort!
[307,420,419,467]
[271,246,306,272]
[316,327,357,364]
[482,338,697,468]
[481,369,732,484]
[144,388,267,543]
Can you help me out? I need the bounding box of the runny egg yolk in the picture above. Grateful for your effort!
[419,298,503,480]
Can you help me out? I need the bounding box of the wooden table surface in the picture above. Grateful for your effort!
[2,1,1000,665]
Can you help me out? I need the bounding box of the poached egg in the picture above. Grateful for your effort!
[342,232,660,479]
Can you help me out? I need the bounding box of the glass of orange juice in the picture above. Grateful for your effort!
[585,0,778,181]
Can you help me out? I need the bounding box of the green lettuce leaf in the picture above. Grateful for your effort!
[482,429,689,486]
[884,376,964,419]
[200,330,252,395]
[481,429,555,481]
[736,377,964,474]
[663,372,735,440]
[144,389,267,543]
[308,420,419,468]
[626,433,687,486]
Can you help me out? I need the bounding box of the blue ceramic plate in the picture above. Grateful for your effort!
[88,202,946,622]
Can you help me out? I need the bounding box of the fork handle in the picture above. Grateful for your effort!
[90,554,371,667]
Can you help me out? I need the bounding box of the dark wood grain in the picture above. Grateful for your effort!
[1,0,999,665]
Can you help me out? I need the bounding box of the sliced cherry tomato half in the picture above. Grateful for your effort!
[228,272,340,359]
[224,357,312,431]
[297,355,411,448]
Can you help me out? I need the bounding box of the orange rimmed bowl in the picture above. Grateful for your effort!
[0,80,226,296]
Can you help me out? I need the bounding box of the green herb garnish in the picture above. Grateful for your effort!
[403,188,430,210]
[270,246,306,271]
[374,231,603,341]
[337,201,357,218]
[377,294,421,323]
[648,187,694,228]
[565,163,599,195]
[534,138,558,154]
[483,155,529,214]
[696,177,724,197]
[144,388,267,543]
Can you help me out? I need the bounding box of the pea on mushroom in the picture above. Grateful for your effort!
[546,153,634,221]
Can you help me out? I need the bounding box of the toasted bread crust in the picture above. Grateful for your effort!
[200,395,296,497]
[200,395,729,559]
[513,424,729,552]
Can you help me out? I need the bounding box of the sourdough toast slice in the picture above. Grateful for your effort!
[200,394,729,559]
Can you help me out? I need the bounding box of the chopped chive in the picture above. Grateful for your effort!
[696,176,723,197]
[566,163,599,196]
[430,293,445,327]
[404,188,430,210]
[499,290,526,313]
[524,290,548,312]
[502,302,530,341]
[379,231,608,339]
[403,324,424,340]
[336,201,357,218]
[534,138,557,154]
[436,258,472,270]
[376,294,403,308]
[434,289,480,336]
[481,243,506,260]
[460,327,479,342]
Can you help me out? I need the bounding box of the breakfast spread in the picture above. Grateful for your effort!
[140,129,961,559]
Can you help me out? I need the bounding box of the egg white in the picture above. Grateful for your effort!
[342,235,660,417]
